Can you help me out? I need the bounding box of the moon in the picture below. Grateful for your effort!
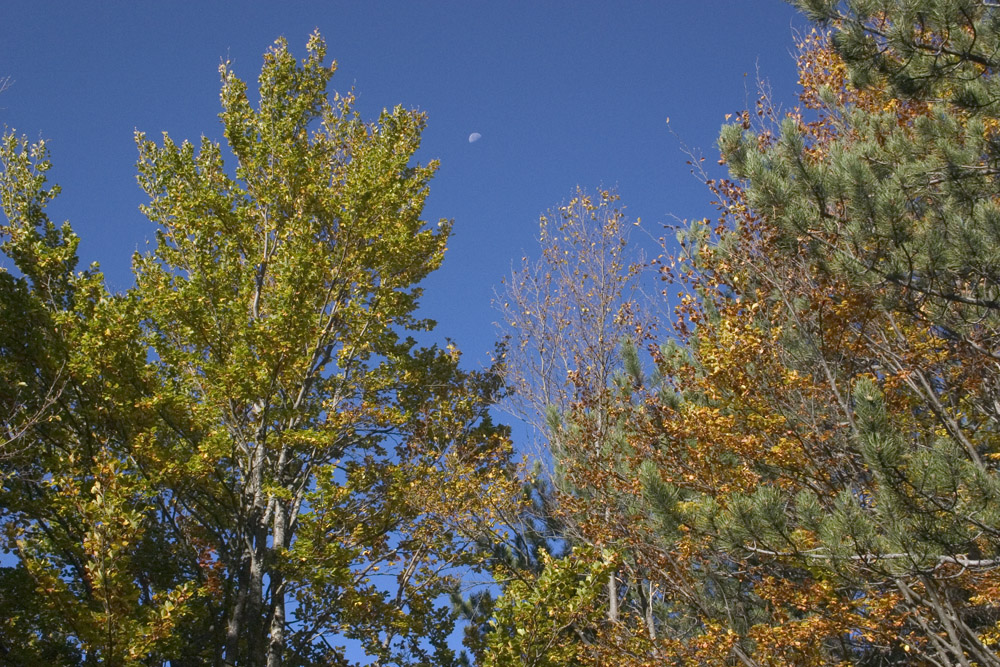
[468,132,482,143]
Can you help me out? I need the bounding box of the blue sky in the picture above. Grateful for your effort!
[1,1,806,366]
[1,2,816,661]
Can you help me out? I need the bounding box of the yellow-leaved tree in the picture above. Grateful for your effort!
[0,34,517,666]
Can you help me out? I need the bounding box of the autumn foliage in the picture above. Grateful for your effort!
[4,3,1000,667]
[0,34,518,666]
[488,5,1000,666]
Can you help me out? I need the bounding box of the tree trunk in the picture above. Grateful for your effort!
[266,501,289,667]
[603,504,618,624]
[227,436,269,667]
[224,548,250,665]
[607,571,618,623]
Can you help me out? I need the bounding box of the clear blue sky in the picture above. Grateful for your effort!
[1,1,807,366]
[2,3,814,661]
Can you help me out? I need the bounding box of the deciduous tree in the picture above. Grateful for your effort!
[0,33,514,667]
[485,10,1000,664]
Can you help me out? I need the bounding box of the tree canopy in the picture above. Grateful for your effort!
[483,1,1000,665]
[0,33,514,666]
[4,2,1000,666]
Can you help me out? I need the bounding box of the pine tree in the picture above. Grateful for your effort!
[484,8,1000,663]
[710,3,1000,663]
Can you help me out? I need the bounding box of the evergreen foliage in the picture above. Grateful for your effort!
[484,2,1000,665]
[5,3,1000,665]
